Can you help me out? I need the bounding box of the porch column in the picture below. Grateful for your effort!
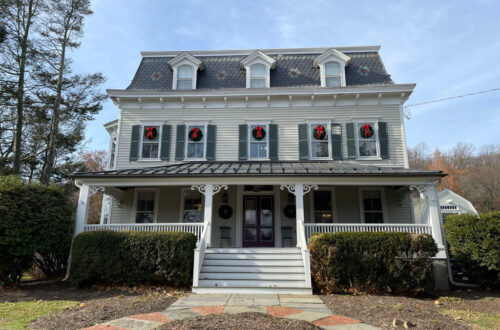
[425,183,447,259]
[192,184,227,247]
[74,184,90,236]
[295,183,305,248]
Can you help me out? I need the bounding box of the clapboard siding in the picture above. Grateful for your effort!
[115,104,406,169]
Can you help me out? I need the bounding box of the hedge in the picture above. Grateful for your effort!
[0,176,73,286]
[309,232,438,294]
[444,211,500,288]
[69,231,197,287]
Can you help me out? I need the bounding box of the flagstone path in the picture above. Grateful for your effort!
[83,294,380,330]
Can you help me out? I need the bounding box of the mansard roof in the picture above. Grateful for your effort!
[126,46,393,90]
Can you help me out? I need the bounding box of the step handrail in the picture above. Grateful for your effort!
[192,221,209,287]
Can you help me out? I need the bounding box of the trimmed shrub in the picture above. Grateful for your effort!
[69,231,197,287]
[0,176,73,286]
[444,211,500,288]
[309,232,438,294]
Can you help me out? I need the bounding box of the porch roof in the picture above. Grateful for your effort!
[73,161,445,179]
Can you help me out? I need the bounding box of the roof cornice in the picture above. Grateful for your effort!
[140,45,381,57]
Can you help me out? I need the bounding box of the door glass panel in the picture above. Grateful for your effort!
[244,198,257,225]
[260,197,273,227]
[245,228,257,241]
[260,228,273,241]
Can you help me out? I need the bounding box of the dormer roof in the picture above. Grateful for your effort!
[167,52,204,70]
[240,50,277,69]
[313,48,351,67]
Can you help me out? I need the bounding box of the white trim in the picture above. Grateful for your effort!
[358,187,387,223]
[179,187,205,223]
[138,122,164,161]
[132,188,160,223]
[247,122,270,160]
[308,122,332,160]
[309,187,337,223]
[99,195,113,224]
[184,123,208,161]
[314,49,350,88]
[353,119,381,160]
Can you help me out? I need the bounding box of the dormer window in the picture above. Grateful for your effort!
[241,50,276,88]
[314,48,350,88]
[167,52,204,90]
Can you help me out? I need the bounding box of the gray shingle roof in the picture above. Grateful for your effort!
[127,53,393,90]
[74,161,445,178]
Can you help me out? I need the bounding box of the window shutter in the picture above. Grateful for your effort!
[268,124,278,161]
[346,123,356,159]
[331,123,342,160]
[238,124,248,160]
[298,124,309,160]
[175,124,186,160]
[206,125,216,161]
[160,125,171,160]
[129,125,140,161]
[379,122,389,159]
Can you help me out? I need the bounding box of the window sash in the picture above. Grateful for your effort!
[141,125,161,159]
[309,123,331,159]
[250,78,266,88]
[182,190,203,223]
[361,190,384,223]
[185,125,206,159]
[135,191,156,223]
[177,79,192,90]
[313,190,334,223]
[356,122,379,158]
[248,124,268,158]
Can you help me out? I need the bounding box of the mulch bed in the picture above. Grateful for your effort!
[320,289,500,330]
[160,312,320,329]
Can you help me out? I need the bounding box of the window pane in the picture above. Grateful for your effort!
[260,228,273,241]
[250,64,266,78]
[143,126,159,142]
[177,79,192,90]
[325,77,341,87]
[178,65,193,78]
[325,62,340,75]
[245,198,257,225]
[250,78,266,88]
[365,212,384,224]
[245,228,257,241]
[311,141,329,157]
[136,212,154,223]
[314,191,331,211]
[187,143,204,158]
[260,197,273,227]
[359,141,377,156]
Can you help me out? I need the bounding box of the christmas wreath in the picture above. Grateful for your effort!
[189,127,203,141]
[283,204,296,219]
[252,126,266,141]
[360,124,374,139]
[218,205,233,219]
[313,125,326,140]
[144,126,157,140]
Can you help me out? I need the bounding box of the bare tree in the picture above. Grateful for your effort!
[408,142,430,169]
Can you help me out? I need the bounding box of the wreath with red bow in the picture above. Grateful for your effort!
[313,125,326,140]
[188,127,203,141]
[252,126,266,141]
[144,126,157,140]
[360,124,374,139]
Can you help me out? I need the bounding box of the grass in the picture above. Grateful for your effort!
[441,309,500,330]
[0,300,79,330]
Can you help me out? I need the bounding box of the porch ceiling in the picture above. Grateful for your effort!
[73,161,445,179]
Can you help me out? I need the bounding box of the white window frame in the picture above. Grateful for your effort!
[324,61,343,87]
[354,119,381,160]
[307,120,332,160]
[138,122,163,161]
[247,122,270,160]
[131,188,160,223]
[167,52,203,90]
[179,187,205,223]
[358,187,387,223]
[184,121,208,161]
[100,195,113,224]
[309,187,337,224]
[314,48,350,88]
[176,64,194,90]
[241,51,276,89]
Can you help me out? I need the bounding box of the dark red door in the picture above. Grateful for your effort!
[243,196,274,247]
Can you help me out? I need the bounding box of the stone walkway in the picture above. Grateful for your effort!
[83,294,380,330]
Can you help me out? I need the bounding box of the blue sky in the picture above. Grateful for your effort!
[71,0,500,153]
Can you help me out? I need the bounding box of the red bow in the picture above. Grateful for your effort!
[255,126,263,139]
[191,128,200,139]
[146,127,155,139]
[315,126,325,139]
[362,124,371,138]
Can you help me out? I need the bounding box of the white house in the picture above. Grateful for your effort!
[73,46,448,294]
[414,189,479,224]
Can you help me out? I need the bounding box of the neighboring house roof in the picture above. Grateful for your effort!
[73,161,444,178]
[127,52,393,91]
[439,189,479,215]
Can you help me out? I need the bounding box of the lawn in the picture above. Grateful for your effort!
[0,300,79,330]
[441,309,500,330]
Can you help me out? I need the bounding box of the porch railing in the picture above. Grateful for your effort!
[304,223,433,243]
[83,223,205,241]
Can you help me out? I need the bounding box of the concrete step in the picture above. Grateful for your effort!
[203,253,302,260]
[197,279,307,288]
[203,259,304,267]
[192,287,313,294]
[201,266,305,273]
[199,272,305,281]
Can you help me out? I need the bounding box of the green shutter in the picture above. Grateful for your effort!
[379,122,389,159]
[129,125,140,161]
[175,124,186,160]
[331,123,342,160]
[268,124,278,160]
[346,123,356,159]
[298,123,309,160]
[238,124,248,160]
[160,125,171,160]
[206,125,216,161]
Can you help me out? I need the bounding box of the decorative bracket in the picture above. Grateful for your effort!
[191,184,228,195]
[89,186,105,196]
[280,184,318,196]
[409,185,426,199]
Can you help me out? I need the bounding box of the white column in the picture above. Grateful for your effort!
[295,183,305,248]
[425,183,447,259]
[204,184,214,247]
[74,184,90,236]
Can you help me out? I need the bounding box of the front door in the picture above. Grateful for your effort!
[243,196,274,247]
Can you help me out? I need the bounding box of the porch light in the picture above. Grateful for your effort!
[222,191,229,204]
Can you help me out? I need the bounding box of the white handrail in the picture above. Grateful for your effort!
[192,221,209,287]
[83,223,205,241]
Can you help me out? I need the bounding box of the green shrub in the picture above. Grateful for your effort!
[309,232,438,294]
[0,176,73,286]
[69,231,197,287]
[444,211,500,288]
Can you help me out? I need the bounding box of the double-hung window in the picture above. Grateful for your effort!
[360,189,385,223]
[177,64,193,90]
[181,189,203,223]
[311,190,335,223]
[250,64,266,88]
[324,62,341,87]
[309,122,330,159]
[186,124,206,159]
[355,121,379,158]
[134,189,159,223]
[141,125,161,159]
[249,123,268,159]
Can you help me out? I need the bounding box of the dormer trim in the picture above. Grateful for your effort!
[314,48,351,88]
[240,50,276,88]
[167,52,204,90]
